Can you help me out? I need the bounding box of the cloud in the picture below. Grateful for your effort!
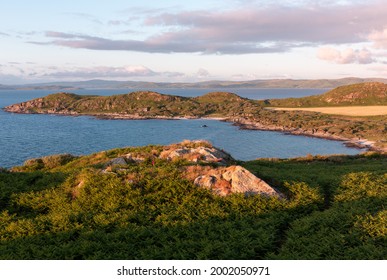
[317,47,374,64]
[197,68,210,78]
[45,31,80,39]
[43,65,156,79]
[31,1,387,55]
[35,31,288,54]
[40,65,185,80]
[143,1,387,45]
[368,28,387,49]
[0,32,10,37]
[65,12,103,25]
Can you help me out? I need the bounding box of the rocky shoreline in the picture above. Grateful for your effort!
[228,117,386,153]
[4,105,385,153]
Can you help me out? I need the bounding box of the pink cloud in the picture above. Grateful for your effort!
[368,28,387,49]
[317,47,374,64]
[32,1,387,55]
[44,65,155,79]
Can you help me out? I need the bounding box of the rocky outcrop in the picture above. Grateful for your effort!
[94,140,280,198]
[160,143,232,164]
[191,165,282,197]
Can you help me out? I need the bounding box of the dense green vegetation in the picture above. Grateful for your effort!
[0,145,386,260]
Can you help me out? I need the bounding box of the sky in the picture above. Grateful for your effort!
[1,0,387,84]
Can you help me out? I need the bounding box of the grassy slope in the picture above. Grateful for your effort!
[263,82,387,107]
[0,146,386,260]
[249,83,387,149]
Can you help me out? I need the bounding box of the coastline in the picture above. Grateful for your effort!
[4,107,386,153]
[227,116,387,153]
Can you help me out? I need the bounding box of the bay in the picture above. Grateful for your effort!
[0,88,362,168]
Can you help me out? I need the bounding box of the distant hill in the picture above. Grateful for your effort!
[263,82,387,107]
[2,77,387,90]
[0,84,15,90]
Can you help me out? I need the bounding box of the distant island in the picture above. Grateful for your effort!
[2,77,387,90]
[4,82,387,152]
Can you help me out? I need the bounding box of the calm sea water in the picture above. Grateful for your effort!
[0,88,362,168]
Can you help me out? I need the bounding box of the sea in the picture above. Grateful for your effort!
[0,88,364,168]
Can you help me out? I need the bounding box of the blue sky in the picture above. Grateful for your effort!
[1,0,387,84]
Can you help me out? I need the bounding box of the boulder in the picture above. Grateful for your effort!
[105,157,127,167]
[193,165,282,197]
[226,166,279,197]
[194,175,218,188]
[124,153,145,163]
[194,174,231,196]
[161,148,191,160]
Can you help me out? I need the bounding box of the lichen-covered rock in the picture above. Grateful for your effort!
[124,153,146,163]
[192,165,282,197]
[225,166,279,196]
[194,174,231,196]
[159,145,232,164]
[105,157,127,167]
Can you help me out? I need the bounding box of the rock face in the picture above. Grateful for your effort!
[160,144,232,164]
[192,165,282,197]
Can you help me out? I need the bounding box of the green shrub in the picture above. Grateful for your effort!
[335,172,387,202]
[355,210,387,239]
[41,154,77,169]
[23,158,44,171]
